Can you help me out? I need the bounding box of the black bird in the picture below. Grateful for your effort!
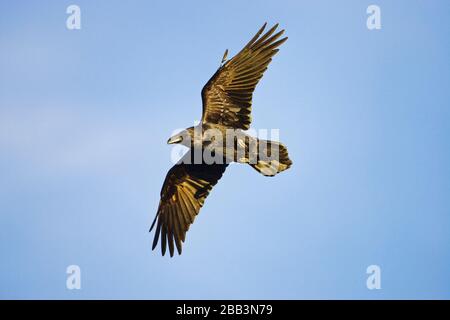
[150,23,292,257]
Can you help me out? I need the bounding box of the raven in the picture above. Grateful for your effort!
[150,23,292,257]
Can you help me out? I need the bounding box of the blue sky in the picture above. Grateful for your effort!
[0,0,449,299]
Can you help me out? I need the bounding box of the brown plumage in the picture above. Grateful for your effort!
[201,23,287,130]
[150,23,292,257]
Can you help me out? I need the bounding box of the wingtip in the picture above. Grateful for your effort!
[259,22,268,33]
[176,242,183,255]
[149,214,158,232]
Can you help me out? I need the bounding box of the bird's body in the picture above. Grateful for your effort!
[151,23,292,256]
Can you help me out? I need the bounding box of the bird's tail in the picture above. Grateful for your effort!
[248,139,292,177]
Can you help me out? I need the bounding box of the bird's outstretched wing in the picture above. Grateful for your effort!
[201,23,287,130]
[150,152,228,257]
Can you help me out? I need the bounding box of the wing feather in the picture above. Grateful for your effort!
[201,23,287,129]
[150,152,228,257]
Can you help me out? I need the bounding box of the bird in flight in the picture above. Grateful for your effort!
[150,23,292,257]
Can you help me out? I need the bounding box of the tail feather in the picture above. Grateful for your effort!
[249,139,292,176]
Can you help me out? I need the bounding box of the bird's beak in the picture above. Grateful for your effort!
[167,136,183,144]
